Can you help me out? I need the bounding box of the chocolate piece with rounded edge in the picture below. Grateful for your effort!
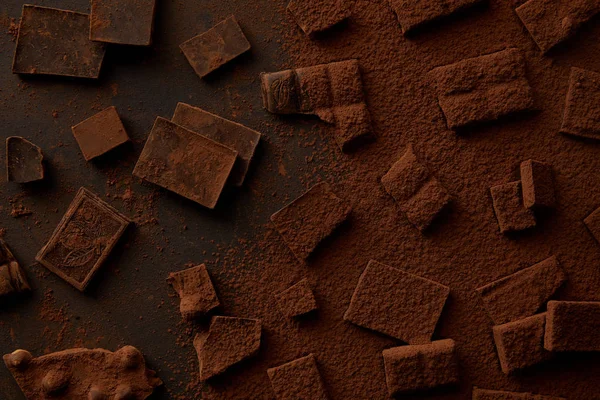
[520,160,555,209]
[560,68,600,141]
[473,387,566,400]
[6,137,44,183]
[275,279,317,318]
[287,0,355,37]
[267,354,328,400]
[0,239,30,298]
[544,300,600,352]
[389,0,484,34]
[490,181,536,233]
[71,107,130,161]
[90,0,157,46]
[167,264,220,321]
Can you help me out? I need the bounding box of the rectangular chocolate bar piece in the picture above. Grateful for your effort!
[71,107,130,161]
[389,0,483,34]
[35,188,130,291]
[544,300,600,352]
[167,264,220,321]
[520,160,555,209]
[560,67,600,140]
[133,117,238,209]
[13,6,106,78]
[584,205,600,245]
[267,354,328,400]
[473,388,565,400]
[287,0,354,37]
[490,181,536,233]
[275,279,317,318]
[90,0,157,46]
[172,103,261,186]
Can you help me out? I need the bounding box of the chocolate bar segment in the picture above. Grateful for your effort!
[6,137,44,183]
[389,0,483,34]
[267,354,328,400]
[90,0,157,46]
[287,0,354,37]
[520,160,555,209]
[490,181,536,233]
[544,300,600,352]
[167,264,220,321]
[71,107,130,161]
[275,279,318,318]
[560,67,600,141]
[0,240,30,299]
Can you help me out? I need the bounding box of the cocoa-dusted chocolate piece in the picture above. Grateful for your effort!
[473,388,566,400]
[344,260,450,344]
[194,316,261,380]
[270,182,351,262]
[90,0,157,46]
[180,16,250,79]
[516,0,600,53]
[275,279,317,318]
[172,103,261,187]
[287,0,355,37]
[490,181,536,233]
[71,107,130,161]
[12,5,106,78]
[492,313,551,375]
[133,117,238,209]
[6,137,44,183]
[584,205,600,245]
[429,48,534,129]
[3,346,161,399]
[476,256,566,325]
[267,353,328,400]
[520,160,555,209]
[544,300,600,352]
[381,145,450,231]
[0,239,30,298]
[35,187,130,291]
[560,68,600,141]
[389,0,483,34]
[167,264,220,321]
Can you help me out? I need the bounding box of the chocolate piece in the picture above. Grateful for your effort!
[275,279,318,318]
[6,137,44,183]
[180,16,250,78]
[476,256,566,325]
[544,300,600,352]
[3,346,161,399]
[381,145,450,231]
[270,182,351,262]
[389,0,483,34]
[492,313,551,375]
[383,339,459,396]
[12,6,106,78]
[267,354,328,400]
[520,160,555,209]
[0,240,30,298]
[429,48,534,129]
[560,68,600,141]
[172,103,261,187]
[287,0,354,37]
[90,0,157,46]
[490,181,536,233]
[516,0,600,53]
[344,260,450,344]
[35,187,130,291]
[167,264,220,321]
[473,388,565,400]
[71,107,130,161]
[133,117,238,209]
[584,205,600,245]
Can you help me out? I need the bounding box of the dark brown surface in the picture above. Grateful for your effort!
[473,388,566,400]
[267,353,328,400]
[71,106,130,161]
[90,0,157,46]
[274,278,317,318]
[583,205,600,244]
[167,264,220,321]
[544,300,600,352]
[287,0,354,37]
[0,240,30,298]
[520,160,555,209]
[388,0,484,34]
[5,137,44,183]
[490,181,536,233]
[560,67,600,140]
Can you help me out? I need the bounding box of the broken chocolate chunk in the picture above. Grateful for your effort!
[544,300,600,352]
[167,264,220,321]
[275,279,318,318]
[287,0,354,37]
[389,0,483,34]
[473,388,565,400]
[12,5,106,78]
[584,205,600,245]
[267,354,328,400]
[560,67,600,141]
[133,117,238,209]
[0,239,30,298]
[90,0,157,46]
[490,181,536,233]
[71,107,130,161]
[35,187,131,291]
[6,137,44,183]
[520,160,555,209]
[180,16,251,78]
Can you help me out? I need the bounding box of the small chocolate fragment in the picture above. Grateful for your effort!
[90,0,157,46]
[560,67,600,141]
[544,300,600,352]
[490,181,536,233]
[383,339,459,396]
[344,260,450,344]
[389,0,483,34]
[35,187,130,291]
[180,16,250,78]
[12,5,106,78]
[172,103,261,186]
[520,160,555,209]
[6,137,44,183]
[270,182,351,262]
[287,0,354,37]
[0,239,30,299]
[194,316,261,380]
[267,354,328,400]
[167,264,220,321]
[275,279,318,318]
[71,107,130,161]
[584,205,600,245]
[473,388,565,400]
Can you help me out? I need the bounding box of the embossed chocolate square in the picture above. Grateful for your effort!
[36,188,130,291]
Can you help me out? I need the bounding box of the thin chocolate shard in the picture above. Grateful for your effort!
[381,145,451,231]
[71,107,130,161]
[473,387,566,400]
[287,0,355,37]
[476,256,566,325]
[560,67,600,141]
[0,239,31,298]
[388,0,484,34]
[6,137,44,183]
[267,354,328,400]
[544,300,600,352]
[167,264,220,321]
[270,182,351,262]
[275,279,318,318]
[490,181,536,233]
[172,103,261,187]
[584,205,600,245]
[520,160,555,209]
[180,16,251,79]
[90,0,157,46]
[12,5,106,78]
[194,316,261,380]
[133,117,238,209]
[344,260,450,344]
[429,48,534,129]
[3,346,161,399]
[35,187,131,292]
[383,339,459,396]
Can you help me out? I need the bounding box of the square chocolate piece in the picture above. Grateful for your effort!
[520,160,555,209]
[544,300,600,352]
[473,388,565,400]
[167,264,220,321]
[90,0,157,46]
[133,117,238,209]
[490,181,536,233]
[35,188,130,291]
[71,107,130,161]
[270,182,351,262]
[389,0,483,34]
[275,279,318,318]
[287,0,354,37]
[584,205,600,244]
[180,16,251,79]
[560,68,600,140]
[429,48,534,129]
[267,354,328,400]
[172,103,261,186]
[12,6,106,78]
[344,260,450,344]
